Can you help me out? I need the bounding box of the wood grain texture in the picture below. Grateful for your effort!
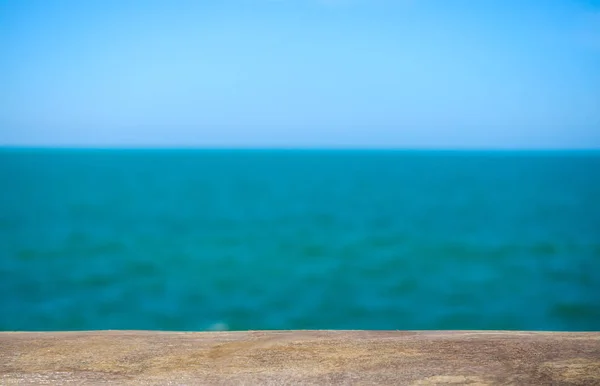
[1,330,599,385]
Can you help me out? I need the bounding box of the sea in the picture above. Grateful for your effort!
[1,149,599,331]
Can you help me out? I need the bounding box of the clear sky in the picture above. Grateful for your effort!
[1,0,599,148]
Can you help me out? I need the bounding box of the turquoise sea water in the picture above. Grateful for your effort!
[1,149,599,331]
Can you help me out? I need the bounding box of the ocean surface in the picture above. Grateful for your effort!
[1,149,599,332]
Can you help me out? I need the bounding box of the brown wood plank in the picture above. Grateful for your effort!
[1,330,599,385]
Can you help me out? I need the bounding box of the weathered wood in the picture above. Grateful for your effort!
[1,330,599,385]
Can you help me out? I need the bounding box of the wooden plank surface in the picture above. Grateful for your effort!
[1,330,599,385]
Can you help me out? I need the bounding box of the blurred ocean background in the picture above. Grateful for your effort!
[1,148,599,332]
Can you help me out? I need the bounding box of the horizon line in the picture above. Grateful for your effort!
[1,145,600,152]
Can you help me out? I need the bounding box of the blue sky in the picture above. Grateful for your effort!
[1,0,599,148]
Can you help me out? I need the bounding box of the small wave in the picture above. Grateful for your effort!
[207,321,229,331]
